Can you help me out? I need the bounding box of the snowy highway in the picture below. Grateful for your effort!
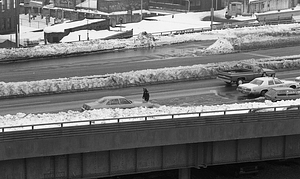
[1,43,300,82]
[1,69,300,115]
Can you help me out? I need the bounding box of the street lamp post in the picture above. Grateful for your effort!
[185,0,190,12]
[15,0,20,48]
[86,14,89,40]
[210,0,214,30]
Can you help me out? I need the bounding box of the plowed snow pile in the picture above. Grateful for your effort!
[206,38,234,53]
[1,99,300,130]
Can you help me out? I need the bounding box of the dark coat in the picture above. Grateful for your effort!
[142,89,150,102]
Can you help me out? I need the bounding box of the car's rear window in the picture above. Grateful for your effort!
[119,98,132,104]
[97,99,107,103]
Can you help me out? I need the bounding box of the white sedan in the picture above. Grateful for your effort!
[81,96,159,111]
[237,77,299,96]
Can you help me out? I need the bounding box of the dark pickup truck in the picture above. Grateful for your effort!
[217,64,276,86]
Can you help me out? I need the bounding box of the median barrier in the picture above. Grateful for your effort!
[2,54,300,99]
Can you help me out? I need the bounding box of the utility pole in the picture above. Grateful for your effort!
[86,17,89,40]
[140,0,143,21]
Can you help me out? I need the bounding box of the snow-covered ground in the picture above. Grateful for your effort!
[1,8,300,130]
[2,99,300,132]
[1,7,300,60]
[1,19,300,61]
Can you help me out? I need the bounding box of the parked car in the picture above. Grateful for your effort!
[265,87,300,102]
[217,63,275,86]
[295,76,300,83]
[236,77,299,96]
[81,96,158,111]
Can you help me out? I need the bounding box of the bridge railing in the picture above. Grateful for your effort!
[1,105,299,133]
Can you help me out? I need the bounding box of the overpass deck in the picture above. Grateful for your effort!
[1,105,300,179]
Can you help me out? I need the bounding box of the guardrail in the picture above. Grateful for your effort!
[1,105,299,133]
[141,18,298,37]
[149,27,212,36]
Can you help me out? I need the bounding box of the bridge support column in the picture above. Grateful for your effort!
[178,168,191,179]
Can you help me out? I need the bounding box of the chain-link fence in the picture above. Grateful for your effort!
[20,17,54,29]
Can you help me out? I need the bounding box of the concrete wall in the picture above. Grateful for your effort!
[1,110,300,161]
[1,135,300,179]
[1,110,300,178]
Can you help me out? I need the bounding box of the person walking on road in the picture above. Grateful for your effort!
[142,88,150,102]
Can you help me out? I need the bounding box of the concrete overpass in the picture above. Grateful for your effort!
[1,105,300,179]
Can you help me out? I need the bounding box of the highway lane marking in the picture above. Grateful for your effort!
[126,85,225,100]
[2,101,51,108]
[127,85,224,96]
[127,57,177,63]
[243,52,274,58]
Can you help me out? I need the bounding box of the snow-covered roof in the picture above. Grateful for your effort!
[60,29,121,42]
[76,0,97,9]
[43,18,106,33]
[28,0,43,7]
[249,0,267,3]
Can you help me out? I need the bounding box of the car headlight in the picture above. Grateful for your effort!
[245,88,251,92]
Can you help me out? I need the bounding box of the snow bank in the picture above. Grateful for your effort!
[205,38,234,54]
[1,23,300,62]
[0,54,300,98]
[1,99,300,131]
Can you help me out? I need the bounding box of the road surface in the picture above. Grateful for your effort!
[1,43,300,82]
[1,69,299,115]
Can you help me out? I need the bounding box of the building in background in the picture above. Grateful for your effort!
[0,0,20,48]
[149,0,226,12]
[0,0,20,35]
[225,0,299,19]
[248,0,298,13]
[225,0,249,18]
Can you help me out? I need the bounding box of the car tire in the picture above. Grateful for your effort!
[225,82,232,86]
[260,90,268,96]
[225,13,231,19]
[290,85,296,89]
[236,79,244,86]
